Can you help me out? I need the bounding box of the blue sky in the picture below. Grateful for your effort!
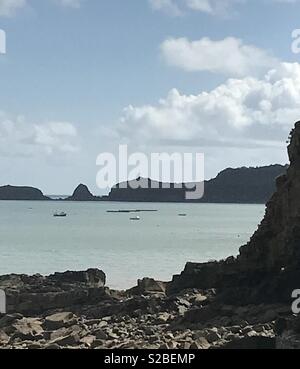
[1,0,300,194]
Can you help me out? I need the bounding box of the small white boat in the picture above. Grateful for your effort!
[130,216,140,221]
[53,211,67,217]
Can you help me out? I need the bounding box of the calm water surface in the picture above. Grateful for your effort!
[0,201,265,289]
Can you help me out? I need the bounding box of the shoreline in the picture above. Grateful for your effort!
[0,198,267,205]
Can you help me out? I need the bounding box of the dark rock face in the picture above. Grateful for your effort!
[276,315,300,348]
[108,165,286,204]
[238,123,300,272]
[221,336,276,349]
[49,269,106,287]
[67,184,96,201]
[169,122,300,305]
[0,185,49,201]
[202,164,287,204]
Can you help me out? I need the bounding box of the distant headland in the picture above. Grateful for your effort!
[0,164,287,204]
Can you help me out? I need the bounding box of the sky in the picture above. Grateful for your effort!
[0,0,300,194]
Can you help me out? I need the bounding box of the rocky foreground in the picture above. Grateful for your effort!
[2,121,300,350]
[0,271,284,349]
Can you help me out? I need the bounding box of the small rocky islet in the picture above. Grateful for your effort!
[2,121,300,349]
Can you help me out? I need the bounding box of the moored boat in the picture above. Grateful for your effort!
[53,211,67,217]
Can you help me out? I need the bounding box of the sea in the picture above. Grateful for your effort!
[0,201,265,290]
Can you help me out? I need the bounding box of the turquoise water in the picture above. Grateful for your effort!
[0,201,265,289]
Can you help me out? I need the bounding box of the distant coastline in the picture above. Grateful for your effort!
[0,164,288,204]
[47,195,70,200]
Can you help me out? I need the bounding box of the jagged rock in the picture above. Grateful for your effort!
[204,329,221,343]
[45,343,61,349]
[183,306,219,324]
[49,269,106,287]
[0,330,9,342]
[50,332,81,347]
[44,312,76,330]
[275,315,300,348]
[67,184,96,201]
[80,335,96,347]
[93,329,108,340]
[221,336,276,349]
[156,312,171,324]
[190,337,210,349]
[11,318,44,340]
[127,278,167,296]
[0,313,23,329]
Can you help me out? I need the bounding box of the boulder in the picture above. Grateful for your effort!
[49,269,106,287]
[221,336,276,349]
[50,333,81,347]
[44,312,76,330]
[11,318,44,340]
[128,278,167,296]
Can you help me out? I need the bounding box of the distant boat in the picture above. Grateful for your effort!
[130,216,140,221]
[178,213,187,217]
[53,211,67,217]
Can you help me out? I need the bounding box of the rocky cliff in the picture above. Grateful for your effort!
[202,164,287,204]
[108,165,286,204]
[169,122,300,305]
[0,185,49,201]
[238,123,300,272]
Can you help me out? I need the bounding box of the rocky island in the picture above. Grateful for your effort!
[108,165,286,204]
[0,185,49,201]
[0,165,286,204]
[1,122,300,350]
[66,184,102,202]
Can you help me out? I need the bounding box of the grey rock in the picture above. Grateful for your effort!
[44,312,76,330]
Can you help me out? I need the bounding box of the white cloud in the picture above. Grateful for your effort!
[0,0,83,17]
[149,0,245,16]
[149,0,300,16]
[0,0,26,17]
[149,0,183,16]
[118,62,300,149]
[0,114,79,157]
[161,37,278,77]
